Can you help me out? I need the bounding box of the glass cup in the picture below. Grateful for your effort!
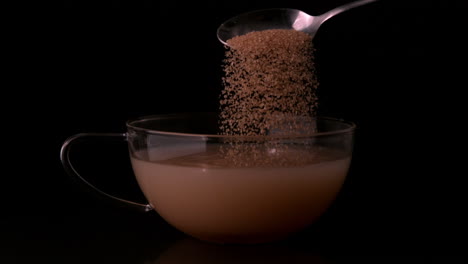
[60,112,355,244]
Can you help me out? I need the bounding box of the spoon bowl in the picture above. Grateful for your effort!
[217,0,378,46]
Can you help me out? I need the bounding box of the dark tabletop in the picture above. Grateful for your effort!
[4,0,466,262]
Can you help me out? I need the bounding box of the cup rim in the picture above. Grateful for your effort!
[126,112,356,139]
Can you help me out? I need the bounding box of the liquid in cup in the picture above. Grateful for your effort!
[130,143,350,244]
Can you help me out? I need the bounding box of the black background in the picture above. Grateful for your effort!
[3,0,466,262]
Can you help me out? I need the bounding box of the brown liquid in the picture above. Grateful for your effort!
[131,145,350,244]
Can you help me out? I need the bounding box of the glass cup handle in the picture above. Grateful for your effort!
[60,133,153,212]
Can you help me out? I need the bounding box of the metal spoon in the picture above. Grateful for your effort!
[217,0,378,46]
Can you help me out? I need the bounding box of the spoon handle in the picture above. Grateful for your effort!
[318,0,378,24]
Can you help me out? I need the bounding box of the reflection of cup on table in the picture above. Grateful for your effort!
[60,113,355,244]
[154,237,329,264]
